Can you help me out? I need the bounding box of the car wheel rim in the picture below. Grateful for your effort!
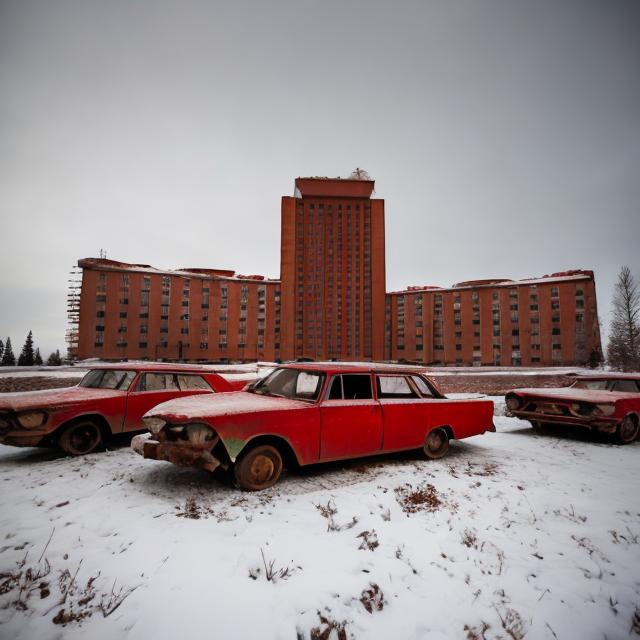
[620,417,638,443]
[70,425,100,454]
[427,431,445,454]
[249,455,275,485]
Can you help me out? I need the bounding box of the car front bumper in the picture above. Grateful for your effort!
[131,433,221,472]
[511,410,618,433]
[0,429,48,447]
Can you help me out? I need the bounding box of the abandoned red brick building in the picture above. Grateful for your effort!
[71,176,602,365]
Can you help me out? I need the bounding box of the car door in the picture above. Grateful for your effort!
[377,374,425,451]
[320,373,383,460]
[123,372,194,432]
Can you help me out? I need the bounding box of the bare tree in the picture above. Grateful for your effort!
[607,266,640,371]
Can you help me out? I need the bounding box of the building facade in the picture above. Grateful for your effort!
[280,177,386,361]
[386,272,601,367]
[72,176,602,366]
[75,259,282,363]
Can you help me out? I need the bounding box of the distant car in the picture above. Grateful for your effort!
[505,373,640,444]
[0,363,247,455]
[132,363,495,491]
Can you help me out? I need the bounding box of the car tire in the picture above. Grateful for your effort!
[58,420,103,455]
[615,414,639,445]
[233,445,283,491]
[423,428,450,460]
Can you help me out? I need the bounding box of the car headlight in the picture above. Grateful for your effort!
[16,411,48,429]
[142,416,166,436]
[186,423,216,446]
[595,404,615,417]
[505,394,523,411]
[570,402,595,417]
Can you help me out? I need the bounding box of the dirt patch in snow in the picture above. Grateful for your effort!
[0,377,82,393]
[432,373,574,395]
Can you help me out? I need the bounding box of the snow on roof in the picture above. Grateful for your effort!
[388,271,594,295]
[78,258,280,284]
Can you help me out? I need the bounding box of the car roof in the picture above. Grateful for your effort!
[279,362,429,375]
[573,372,640,381]
[85,362,228,375]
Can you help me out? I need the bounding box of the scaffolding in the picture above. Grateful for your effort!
[66,266,82,360]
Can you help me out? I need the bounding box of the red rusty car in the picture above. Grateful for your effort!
[132,363,495,491]
[505,373,640,444]
[0,363,248,455]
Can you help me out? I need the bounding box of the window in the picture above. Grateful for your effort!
[612,380,640,393]
[138,373,180,391]
[251,368,324,401]
[177,375,212,391]
[80,369,135,390]
[411,376,435,398]
[377,376,417,398]
[326,374,373,400]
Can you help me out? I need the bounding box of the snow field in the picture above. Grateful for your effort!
[0,409,638,639]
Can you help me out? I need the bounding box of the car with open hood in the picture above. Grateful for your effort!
[0,363,248,455]
[505,373,640,444]
[132,363,496,491]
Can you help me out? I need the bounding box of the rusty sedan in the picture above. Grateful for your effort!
[0,363,246,455]
[505,373,640,444]
[132,363,495,491]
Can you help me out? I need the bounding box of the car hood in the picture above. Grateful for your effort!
[145,391,310,423]
[510,387,638,404]
[0,386,126,412]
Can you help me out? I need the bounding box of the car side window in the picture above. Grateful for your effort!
[177,375,212,391]
[327,376,343,399]
[342,374,373,400]
[377,375,418,398]
[411,376,435,398]
[140,373,179,391]
[612,380,638,393]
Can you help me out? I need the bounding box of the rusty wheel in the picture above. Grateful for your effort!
[615,414,639,445]
[423,428,449,460]
[58,421,103,455]
[233,445,283,491]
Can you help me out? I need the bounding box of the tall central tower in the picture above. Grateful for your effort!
[280,175,386,361]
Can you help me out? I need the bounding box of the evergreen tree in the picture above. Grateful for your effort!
[1,338,15,366]
[607,266,640,371]
[18,330,35,366]
[34,348,43,366]
[47,349,62,366]
[0,339,3,362]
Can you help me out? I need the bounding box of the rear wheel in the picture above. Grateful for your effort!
[233,445,283,491]
[615,414,639,445]
[423,428,450,460]
[58,420,103,455]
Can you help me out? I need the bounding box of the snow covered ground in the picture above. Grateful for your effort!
[0,405,639,639]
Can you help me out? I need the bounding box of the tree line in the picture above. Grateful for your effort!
[607,266,640,371]
[0,332,63,367]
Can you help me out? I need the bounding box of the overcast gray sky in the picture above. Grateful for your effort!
[1,0,639,358]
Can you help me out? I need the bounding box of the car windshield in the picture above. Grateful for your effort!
[571,379,612,391]
[249,368,325,402]
[79,369,136,390]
